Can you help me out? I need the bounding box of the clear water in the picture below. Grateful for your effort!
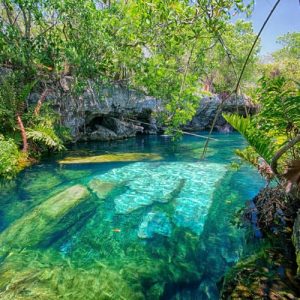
[0,133,264,299]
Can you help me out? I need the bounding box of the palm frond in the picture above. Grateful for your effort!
[223,113,275,162]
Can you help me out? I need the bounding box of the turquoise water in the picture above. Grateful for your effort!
[0,133,264,299]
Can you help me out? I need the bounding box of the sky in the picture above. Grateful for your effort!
[242,0,300,55]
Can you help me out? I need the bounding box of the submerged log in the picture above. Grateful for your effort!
[58,152,162,164]
[0,185,90,249]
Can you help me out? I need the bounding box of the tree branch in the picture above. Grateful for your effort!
[201,0,281,159]
[271,134,300,175]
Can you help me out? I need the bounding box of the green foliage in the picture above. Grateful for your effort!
[256,76,300,135]
[0,0,257,133]
[274,32,300,61]
[261,32,300,83]
[224,75,300,176]
[223,113,275,163]
[0,73,68,177]
[235,146,259,167]
[0,135,22,179]
[26,126,65,152]
[205,20,259,93]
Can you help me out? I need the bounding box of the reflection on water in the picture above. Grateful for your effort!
[0,133,264,299]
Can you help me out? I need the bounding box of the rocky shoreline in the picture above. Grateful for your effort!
[27,75,256,142]
[221,187,300,299]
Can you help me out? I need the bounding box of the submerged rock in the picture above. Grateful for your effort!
[88,179,118,199]
[138,211,172,239]
[0,185,90,248]
[58,152,162,164]
[293,210,300,276]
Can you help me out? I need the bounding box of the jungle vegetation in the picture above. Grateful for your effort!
[0,1,300,298]
[0,0,299,185]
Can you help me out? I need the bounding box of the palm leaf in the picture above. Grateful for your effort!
[223,113,275,162]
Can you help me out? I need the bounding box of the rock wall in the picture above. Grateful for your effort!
[1,68,256,141]
[30,78,162,142]
[50,81,255,141]
[184,95,256,132]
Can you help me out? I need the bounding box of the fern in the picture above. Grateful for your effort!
[26,125,65,151]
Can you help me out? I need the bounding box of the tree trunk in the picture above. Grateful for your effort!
[17,114,28,152]
[271,134,300,175]
[34,88,49,116]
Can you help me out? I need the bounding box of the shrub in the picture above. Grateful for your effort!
[0,135,22,179]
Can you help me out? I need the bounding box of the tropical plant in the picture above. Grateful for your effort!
[0,72,69,177]
[0,135,22,179]
[224,74,300,182]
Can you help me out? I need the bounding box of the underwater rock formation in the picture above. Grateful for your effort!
[138,211,172,239]
[0,185,90,248]
[94,161,226,234]
[88,179,118,200]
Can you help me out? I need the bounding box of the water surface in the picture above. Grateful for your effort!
[0,133,264,299]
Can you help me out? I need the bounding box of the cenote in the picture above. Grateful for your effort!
[0,133,265,299]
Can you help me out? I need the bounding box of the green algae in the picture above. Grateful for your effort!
[0,221,203,300]
[0,185,90,249]
[58,152,163,164]
[0,249,145,300]
[22,169,92,198]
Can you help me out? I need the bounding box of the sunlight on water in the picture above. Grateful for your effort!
[0,133,265,300]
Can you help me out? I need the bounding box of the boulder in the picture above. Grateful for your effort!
[0,185,90,248]
[102,117,144,138]
[292,210,300,276]
[53,81,161,139]
[89,125,117,141]
[184,95,256,132]
[79,116,145,142]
